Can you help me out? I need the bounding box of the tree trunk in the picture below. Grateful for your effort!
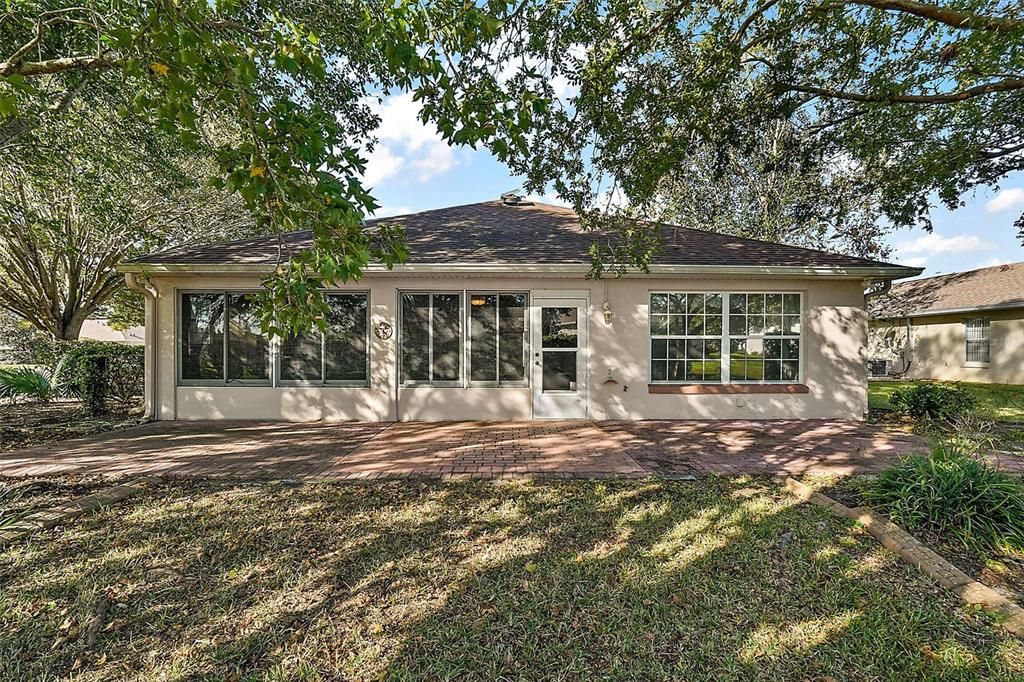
[54,314,87,341]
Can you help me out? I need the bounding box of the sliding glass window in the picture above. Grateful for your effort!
[400,292,462,386]
[279,293,369,385]
[179,292,270,385]
[468,293,527,386]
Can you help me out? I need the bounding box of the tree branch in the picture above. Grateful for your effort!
[787,76,1024,104]
[0,55,118,77]
[846,0,1023,35]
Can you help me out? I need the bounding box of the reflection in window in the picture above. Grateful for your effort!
[401,292,462,385]
[227,293,269,381]
[649,293,723,383]
[470,293,527,385]
[181,293,225,381]
[728,294,801,383]
[542,350,577,391]
[280,293,368,384]
[542,307,578,348]
[401,294,431,383]
[649,292,802,384]
[432,294,461,381]
[325,294,368,382]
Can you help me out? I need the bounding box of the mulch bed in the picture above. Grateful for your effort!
[0,401,141,453]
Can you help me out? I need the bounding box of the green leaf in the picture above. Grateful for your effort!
[0,94,17,118]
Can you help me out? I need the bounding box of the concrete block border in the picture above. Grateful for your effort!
[1,476,161,546]
[784,477,1024,638]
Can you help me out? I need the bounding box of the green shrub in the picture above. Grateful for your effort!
[46,341,144,407]
[0,357,69,403]
[866,440,1024,551]
[77,354,109,416]
[889,383,977,422]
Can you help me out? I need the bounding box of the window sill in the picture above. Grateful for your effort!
[278,382,370,388]
[647,383,810,395]
[962,363,991,369]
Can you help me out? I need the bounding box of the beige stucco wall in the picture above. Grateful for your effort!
[143,273,870,421]
[869,308,1024,384]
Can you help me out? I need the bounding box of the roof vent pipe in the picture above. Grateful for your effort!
[500,191,533,206]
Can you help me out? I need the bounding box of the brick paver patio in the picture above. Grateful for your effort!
[0,419,948,481]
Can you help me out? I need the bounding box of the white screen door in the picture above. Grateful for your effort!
[531,297,588,419]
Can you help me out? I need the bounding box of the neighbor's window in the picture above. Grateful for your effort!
[279,293,369,384]
[729,293,801,382]
[650,293,723,382]
[965,317,990,365]
[401,292,462,385]
[469,293,528,385]
[180,292,270,384]
[649,292,802,384]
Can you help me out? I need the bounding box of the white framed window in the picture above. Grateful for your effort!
[649,292,802,384]
[400,292,463,386]
[278,293,369,386]
[650,293,723,382]
[179,291,270,385]
[729,293,802,383]
[468,292,528,386]
[965,317,990,366]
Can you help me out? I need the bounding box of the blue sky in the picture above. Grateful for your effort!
[364,93,1024,279]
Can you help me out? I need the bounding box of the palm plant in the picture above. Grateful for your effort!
[0,355,68,403]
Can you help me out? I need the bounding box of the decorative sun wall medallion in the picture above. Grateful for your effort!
[374,321,394,340]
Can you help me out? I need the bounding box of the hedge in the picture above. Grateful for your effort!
[33,341,144,413]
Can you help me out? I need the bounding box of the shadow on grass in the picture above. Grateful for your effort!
[1,478,1022,680]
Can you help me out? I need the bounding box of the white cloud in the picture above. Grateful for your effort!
[409,143,456,181]
[900,256,928,269]
[894,232,991,256]
[362,92,457,186]
[522,193,571,208]
[977,257,1012,268]
[363,145,405,186]
[371,205,412,218]
[985,188,1024,214]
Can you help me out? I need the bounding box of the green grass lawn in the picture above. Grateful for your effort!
[870,380,1024,422]
[2,478,1022,680]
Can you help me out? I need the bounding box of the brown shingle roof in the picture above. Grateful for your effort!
[130,200,914,271]
[870,261,1024,318]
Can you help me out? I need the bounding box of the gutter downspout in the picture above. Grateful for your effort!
[124,273,158,421]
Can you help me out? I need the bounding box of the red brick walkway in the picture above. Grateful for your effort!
[0,419,943,481]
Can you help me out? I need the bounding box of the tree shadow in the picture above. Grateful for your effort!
[2,478,1021,680]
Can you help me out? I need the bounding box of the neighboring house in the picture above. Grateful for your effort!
[117,198,919,422]
[79,318,145,345]
[868,261,1024,384]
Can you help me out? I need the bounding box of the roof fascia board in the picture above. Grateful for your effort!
[874,301,1024,320]
[117,262,921,279]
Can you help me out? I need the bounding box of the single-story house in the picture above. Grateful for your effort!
[868,261,1024,384]
[118,198,920,422]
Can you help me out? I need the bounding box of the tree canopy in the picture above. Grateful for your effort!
[1,1,543,334]
[495,0,1023,263]
[2,1,1020,335]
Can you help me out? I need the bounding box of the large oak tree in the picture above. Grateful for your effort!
[494,0,1024,267]
[1,1,543,334]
